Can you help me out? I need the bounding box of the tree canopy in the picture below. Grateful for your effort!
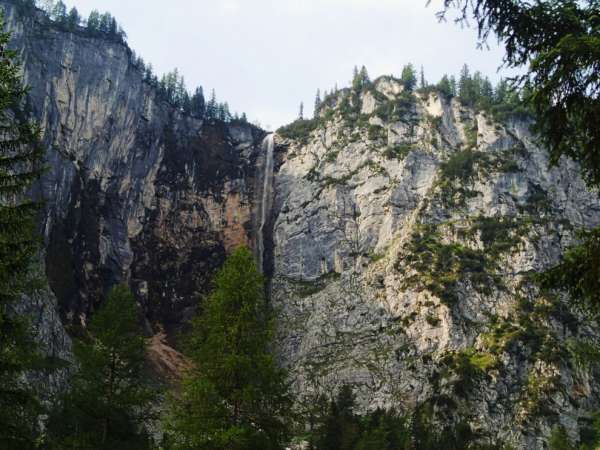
[165,247,292,450]
[0,9,46,449]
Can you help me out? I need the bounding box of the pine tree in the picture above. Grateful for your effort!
[87,10,100,31]
[314,89,321,118]
[437,74,453,98]
[299,101,304,120]
[449,75,457,96]
[351,66,359,89]
[312,385,361,450]
[46,284,154,450]
[190,86,205,118]
[359,66,370,85]
[458,64,474,104]
[0,11,46,449]
[206,89,217,119]
[419,65,426,89]
[66,7,80,30]
[400,63,417,91]
[165,247,292,450]
[51,0,66,22]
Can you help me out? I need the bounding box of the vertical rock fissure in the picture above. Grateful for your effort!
[257,133,274,272]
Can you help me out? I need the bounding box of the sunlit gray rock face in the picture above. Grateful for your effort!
[270,77,600,448]
[2,1,266,336]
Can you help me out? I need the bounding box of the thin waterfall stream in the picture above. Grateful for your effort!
[257,133,274,272]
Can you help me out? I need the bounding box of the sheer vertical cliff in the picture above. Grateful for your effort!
[2,1,266,336]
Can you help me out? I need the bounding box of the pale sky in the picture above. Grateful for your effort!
[63,0,514,129]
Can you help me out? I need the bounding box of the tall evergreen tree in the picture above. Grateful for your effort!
[312,385,361,450]
[314,89,321,117]
[66,7,80,30]
[46,284,154,450]
[87,9,100,31]
[299,101,304,120]
[50,0,66,22]
[458,63,471,102]
[0,11,46,449]
[190,86,205,118]
[419,65,427,89]
[206,89,217,119]
[400,63,417,91]
[165,247,292,450]
[437,74,454,98]
[352,66,370,91]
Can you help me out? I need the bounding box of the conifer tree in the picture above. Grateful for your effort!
[419,65,426,89]
[165,247,291,450]
[314,89,321,117]
[400,63,417,91]
[299,101,304,120]
[66,7,79,30]
[458,64,472,103]
[437,74,453,98]
[87,9,100,31]
[51,0,66,22]
[0,11,46,449]
[206,89,217,119]
[46,284,154,450]
[190,86,205,118]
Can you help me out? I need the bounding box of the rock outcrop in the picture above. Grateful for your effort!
[270,78,600,448]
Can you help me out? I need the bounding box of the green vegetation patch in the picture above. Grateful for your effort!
[286,271,341,298]
[440,348,497,397]
[382,143,415,160]
[397,224,501,306]
[398,216,534,306]
[277,117,322,144]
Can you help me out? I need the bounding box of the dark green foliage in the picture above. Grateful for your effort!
[374,90,416,122]
[352,65,371,91]
[440,149,483,182]
[540,228,600,315]
[580,413,600,450]
[382,143,414,160]
[310,386,410,450]
[309,386,508,450]
[367,124,385,141]
[165,247,292,450]
[46,285,155,450]
[401,63,417,91]
[399,225,496,305]
[437,74,456,98]
[548,426,573,450]
[436,0,600,188]
[277,117,322,144]
[398,216,530,306]
[0,11,46,449]
[440,349,496,397]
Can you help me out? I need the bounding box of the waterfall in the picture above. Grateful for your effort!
[257,133,275,272]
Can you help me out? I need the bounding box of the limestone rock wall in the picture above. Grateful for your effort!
[271,77,600,448]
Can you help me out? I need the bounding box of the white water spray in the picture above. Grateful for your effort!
[257,133,274,272]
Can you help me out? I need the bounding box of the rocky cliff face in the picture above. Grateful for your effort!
[270,78,600,448]
[6,1,600,447]
[2,1,266,336]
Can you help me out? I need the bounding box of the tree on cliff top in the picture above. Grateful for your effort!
[0,10,46,449]
[165,247,292,450]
